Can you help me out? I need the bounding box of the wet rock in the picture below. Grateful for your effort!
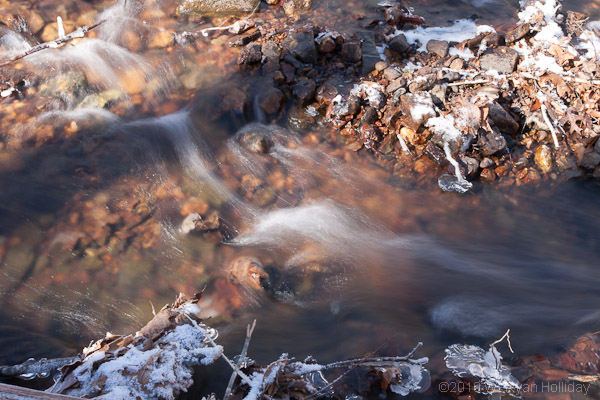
[595,138,600,153]
[228,28,261,47]
[41,20,76,42]
[488,102,519,136]
[316,82,339,104]
[148,30,174,48]
[239,129,274,154]
[258,86,284,115]
[238,43,262,64]
[266,0,279,4]
[505,23,531,44]
[282,31,317,64]
[341,40,362,63]
[327,96,360,119]
[282,54,303,69]
[424,141,448,166]
[426,40,449,57]
[479,47,519,73]
[358,31,379,74]
[78,89,123,109]
[316,35,336,54]
[534,144,553,173]
[39,71,89,104]
[578,151,600,170]
[292,79,316,105]
[460,156,480,179]
[281,62,296,83]
[282,0,313,17]
[480,167,497,181]
[180,211,220,234]
[227,256,269,291]
[262,40,281,63]
[177,0,260,16]
[287,106,316,130]
[378,133,397,154]
[477,127,507,156]
[361,106,378,125]
[389,34,411,54]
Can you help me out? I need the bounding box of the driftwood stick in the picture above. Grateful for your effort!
[0,20,105,67]
[0,357,79,378]
[224,319,256,399]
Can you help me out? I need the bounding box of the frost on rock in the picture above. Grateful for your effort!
[445,344,520,393]
[47,293,222,400]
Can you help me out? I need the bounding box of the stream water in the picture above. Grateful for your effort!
[1,0,600,398]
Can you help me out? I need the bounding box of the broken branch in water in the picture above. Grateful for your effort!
[0,357,79,379]
[0,20,105,67]
[224,319,257,399]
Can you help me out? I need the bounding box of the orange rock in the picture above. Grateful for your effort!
[122,30,144,53]
[118,67,146,95]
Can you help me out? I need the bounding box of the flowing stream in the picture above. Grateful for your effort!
[1,0,600,398]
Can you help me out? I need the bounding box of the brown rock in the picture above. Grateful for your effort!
[534,145,553,173]
[258,86,284,115]
[340,40,362,63]
[238,43,262,64]
[426,40,449,57]
[148,30,174,48]
[389,34,410,54]
[480,168,497,181]
[506,23,531,44]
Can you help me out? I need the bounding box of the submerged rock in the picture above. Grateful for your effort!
[177,0,260,16]
[226,256,269,291]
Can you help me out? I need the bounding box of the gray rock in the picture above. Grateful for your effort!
[238,43,262,64]
[177,0,260,16]
[328,96,361,119]
[262,40,281,62]
[292,79,316,105]
[282,31,317,64]
[477,127,507,156]
[480,157,495,169]
[488,102,519,136]
[39,71,89,104]
[426,39,449,58]
[389,34,411,54]
[460,156,480,179]
[594,138,600,153]
[358,31,378,74]
[283,54,303,69]
[341,40,362,63]
[578,152,600,169]
[479,46,519,73]
[383,67,401,81]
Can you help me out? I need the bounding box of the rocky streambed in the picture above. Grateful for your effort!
[1,0,600,399]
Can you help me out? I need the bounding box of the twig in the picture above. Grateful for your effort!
[489,329,514,370]
[0,20,105,67]
[224,320,257,399]
[541,102,561,148]
[306,341,423,400]
[447,79,490,87]
[0,357,79,378]
[183,313,253,386]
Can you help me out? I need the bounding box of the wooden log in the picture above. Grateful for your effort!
[0,383,80,399]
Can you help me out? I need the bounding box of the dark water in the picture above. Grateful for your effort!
[1,0,600,397]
